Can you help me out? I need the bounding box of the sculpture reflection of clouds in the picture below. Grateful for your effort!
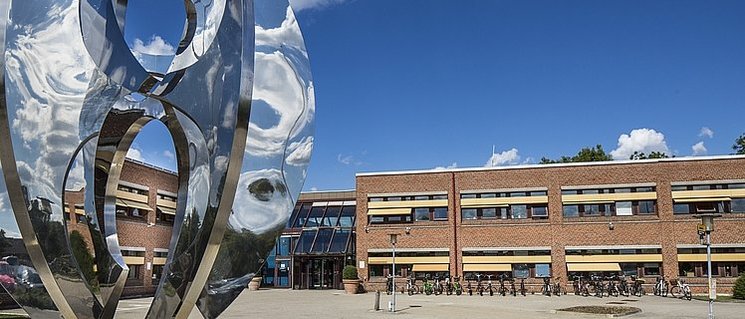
[170,0,226,72]
[229,169,293,233]
[4,0,93,204]
[196,1,314,317]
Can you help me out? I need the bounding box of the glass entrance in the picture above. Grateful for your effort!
[298,257,344,289]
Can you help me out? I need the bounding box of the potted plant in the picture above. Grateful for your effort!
[342,265,360,294]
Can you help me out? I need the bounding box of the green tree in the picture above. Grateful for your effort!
[734,273,745,300]
[0,229,12,256]
[733,134,745,155]
[69,230,96,285]
[629,151,670,160]
[540,145,611,164]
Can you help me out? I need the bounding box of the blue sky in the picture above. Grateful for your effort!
[123,0,745,191]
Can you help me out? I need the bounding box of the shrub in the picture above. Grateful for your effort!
[734,273,745,300]
[342,265,358,280]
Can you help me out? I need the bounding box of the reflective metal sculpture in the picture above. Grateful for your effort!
[0,0,314,318]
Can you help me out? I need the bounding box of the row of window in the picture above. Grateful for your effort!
[460,191,547,199]
[369,194,447,202]
[563,200,656,217]
[566,248,661,255]
[289,204,356,228]
[679,262,745,278]
[462,205,548,221]
[673,200,745,214]
[368,207,448,224]
[294,228,353,255]
[671,183,745,191]
[561,186,655,195]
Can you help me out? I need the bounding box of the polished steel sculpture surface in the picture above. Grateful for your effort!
[0,0,314,318]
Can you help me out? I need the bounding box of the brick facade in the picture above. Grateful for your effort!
[356,156,745,294]
[64,159,178,297]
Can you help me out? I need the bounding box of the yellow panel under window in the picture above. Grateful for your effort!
[123,256,145,265]
[462,264,511,272]
[677,253,745,262]
[461,196,548,207]
[562,192,657,204]
[367,208,412,216]
[565,254,662,263]
[461,256,552,264]
[412,264,449,272]
[566,263,621,272]
[368,256,449,264]
[367,199,448,209]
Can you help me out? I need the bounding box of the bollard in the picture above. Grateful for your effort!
[374,290,380,311]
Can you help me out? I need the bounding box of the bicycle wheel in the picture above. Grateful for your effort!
[489,288,494,296]
[670,286,680,298]
[684,288,692,301]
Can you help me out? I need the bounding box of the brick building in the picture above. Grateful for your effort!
[354,155,745,294]
[64,158,178,297]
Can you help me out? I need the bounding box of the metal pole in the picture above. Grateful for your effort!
[392,243,396,312]
[706,232,713,319]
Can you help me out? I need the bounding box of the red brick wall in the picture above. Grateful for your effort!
[356,157,745,293]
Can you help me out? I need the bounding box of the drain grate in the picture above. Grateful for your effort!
[606,302,626,305]
[621,299,638,302]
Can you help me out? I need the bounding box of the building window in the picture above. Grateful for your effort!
[637,200,656,214]
[616,201,633,216]
[511,205,527,219]
[128,265,141,280]
[462,208,477,220]
[433,207,448,220]
[732,199,745,213]
[414,208,430,221]
[531,206,548,219]
[563,205,579,217]
[643,263,661,276]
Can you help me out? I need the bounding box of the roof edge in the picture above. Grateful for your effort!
[356,154,745,177]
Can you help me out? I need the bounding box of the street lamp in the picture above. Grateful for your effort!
[696,213,720,319]
[389,233,398,312]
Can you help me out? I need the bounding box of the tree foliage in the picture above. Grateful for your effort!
[69,230,96,286]
[540,145,611,164]
[629,151,670,160]
[734,273,745,300]
[733,133,745,155]
[343,265,358,280]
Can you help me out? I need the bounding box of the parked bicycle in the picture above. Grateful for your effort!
[519,277,527,296]
[572,275,582,296]
[423,275,434,295]
[605,276,620,297]
[630,275,645,297]
[475,273,484,296]
[485,274,495,296]
[670,278,692,301]
[619,275,629,297]
[541,277,552,296]
[452,276,463,296]
[497,274,508,296]
[509,277,517,296]
[405,275,419,296]
[433,274,443,295]
[466,275,474,296]
[552,277,565,296]
[444,275,453,295]
[653,276,669,297]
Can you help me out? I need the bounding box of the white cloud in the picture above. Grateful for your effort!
[699,127,714,139]
[337,153,361,166]
[609,128,670,160]
[310,187,318,191]
[285,136,313,166]
[692,141,708,156]
[434,162,458,170]
[289,0,347,11]
[163,150,176,161]
[126,147,144,162]
[131,35,176,56]
[485,148,520,167]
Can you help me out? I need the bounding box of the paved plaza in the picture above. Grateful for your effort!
[103,289,745,318]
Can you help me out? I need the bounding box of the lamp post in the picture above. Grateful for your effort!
[696,214,720,319]
[389,233,398,312]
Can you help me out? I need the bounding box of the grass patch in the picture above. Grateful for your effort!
[558,306,641,316]
[692,295,745,303]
